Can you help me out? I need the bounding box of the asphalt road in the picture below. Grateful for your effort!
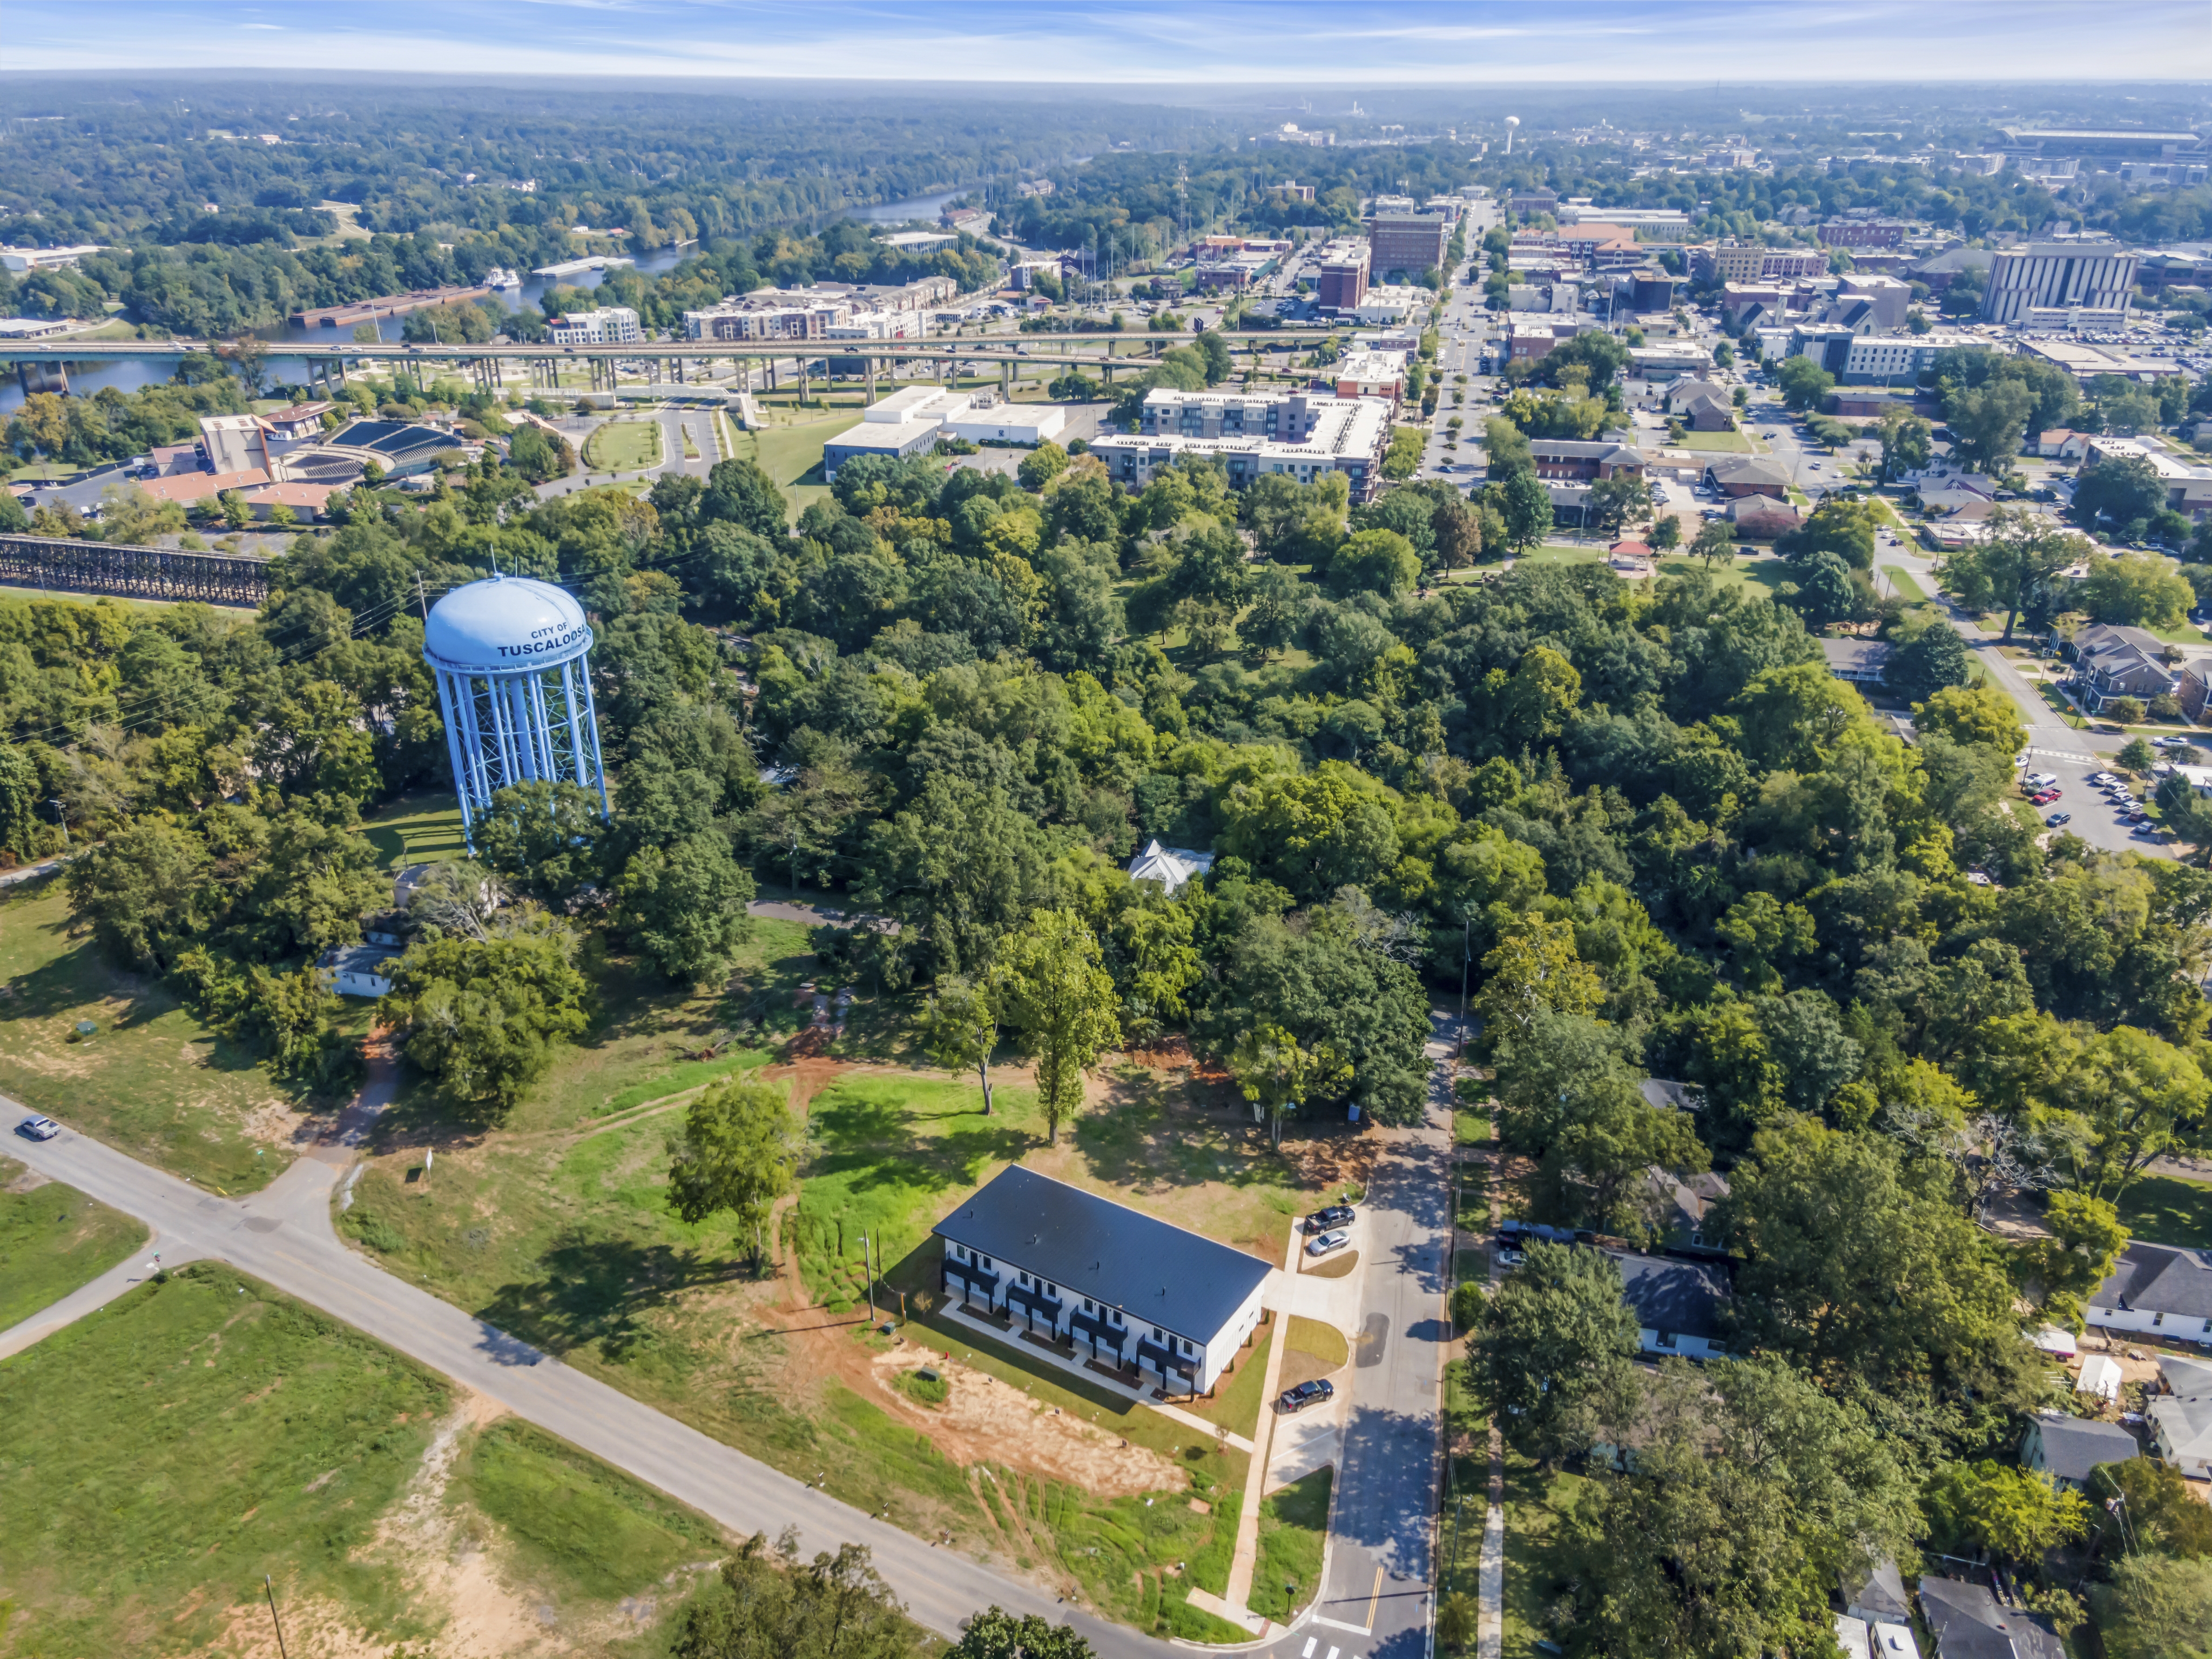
[0,1104,1155,1656]
[1307,1030,1453,1659]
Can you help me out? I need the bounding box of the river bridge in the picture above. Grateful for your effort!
[0,326,1357,400]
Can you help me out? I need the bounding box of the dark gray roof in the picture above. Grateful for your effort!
[933,1165,1272,1343]
[1607,1249,1730,1340]
[2092,1242,2212,1320]
[2025,1413,2140,1481]
[1709,454,1792,486]
[1917,1577,2064,1659]
[1527,439,1645,462]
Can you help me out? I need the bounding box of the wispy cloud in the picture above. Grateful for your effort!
[0,0,2205,82]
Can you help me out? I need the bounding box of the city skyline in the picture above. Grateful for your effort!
[4,0,2210,86]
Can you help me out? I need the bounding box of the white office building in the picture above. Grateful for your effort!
[1979,244,2140,325]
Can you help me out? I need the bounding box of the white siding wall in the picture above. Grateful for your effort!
[2089,1307,2212,1340]
[1638,1326,1724,1360]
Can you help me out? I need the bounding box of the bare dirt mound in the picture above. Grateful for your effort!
[869,1345,1182,1499]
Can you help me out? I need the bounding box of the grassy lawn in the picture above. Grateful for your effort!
[1249,1466,1332,1623]
[1438,1360,1489,1605]
[1673,428,1752,453]
[0,1155,147,1330]
[457,1417,725,1608]
[1881,564,1932,604]
[582,420,664,473]
[0,881,309,1192]
[0,1262,454,1656]
[0,1262,723,1656]
[1655,555,1789,595]
[1284,1314,1348,1368]
[1501,1452,1587,1659]
[1180,1319,1273,1439]
[358,789,468,870]
[2117,1172,2212,1250]
[737,413,864,490]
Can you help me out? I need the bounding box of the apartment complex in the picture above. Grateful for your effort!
[682,276,958,342]
[1695,243,1827,283]
[1091,388,1392,500]
[1314,238,1373,311]
[1978,243,2141,325]
[547,305,643,346]
[1817,219,1910,249]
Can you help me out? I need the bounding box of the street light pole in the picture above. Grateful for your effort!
[264,1576,290,1659]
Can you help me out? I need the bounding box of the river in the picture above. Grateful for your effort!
[3,187,976,415]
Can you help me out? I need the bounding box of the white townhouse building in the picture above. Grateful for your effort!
[933,1165,1271,1397]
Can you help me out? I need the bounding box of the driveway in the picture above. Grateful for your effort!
[0,1103,1159,1656]
[1307,1024,1453,1657]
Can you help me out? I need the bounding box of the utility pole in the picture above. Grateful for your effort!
[46,798,67,847]
[861,1233,876,1323]
[264,1577,290,1659]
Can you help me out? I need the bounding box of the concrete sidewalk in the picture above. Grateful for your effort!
[0,1231,179,1362]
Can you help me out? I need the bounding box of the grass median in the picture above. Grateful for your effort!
[582,419,664,473]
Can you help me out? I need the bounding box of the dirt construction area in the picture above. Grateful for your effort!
[867,1345,1184,1498]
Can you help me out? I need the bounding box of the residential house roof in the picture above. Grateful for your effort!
[1843,1558,1913,1624]
[1727,497,1804,528]
[1665,377,1729,408]
[1642,1167,1729,1242]
[1639,1078,1705,1111]
[2159,1354,2212,1394]
[2091,1242,2212,1319]
[1675,390,1736,423]
[1606,1249,1730,1341]
[933,1165,1272,1342]
[1821,638,1894,678]
[1707,455,1792,490]
[1125,839,1215,893]
[1916,1576,2064,1659]
[317,944,400,976]
[2148,1391,2212,1467]
[2024,1412,2139,1482]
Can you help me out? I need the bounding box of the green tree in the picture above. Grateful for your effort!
[2086,1456,2212,1561]
[1689,517,1734,569]
[1493,468,1553,554]
[1946,376,2035,473]
[2082,552,2194,630]
[921,976,1000,1116]
[1925,1460,2090,1564]
[1876,406,1934,482]
[1331,527,1421,596]
[994,908,1119,1145]
[1716,1118,2034,1400]
[386,919,590,1120]
[611,832,757,984]
[1563,1355,1920,1659]
[1469,1239,1639,1464]
[1016,442,1069,491]
[947,1608,1095,1659]
[473,780,610,910]
[1475,913,1602,1047]
[1776,355,1835,412]
[1587,473,1653,538]
[65,818,215,972]
[1937,507,2092,641]
[1883,621,1971,702]
[2094,1556,2212,1659]
[1231,1021,1351,1147]
[666,1073,800,1270]
[670,1535,929,1659]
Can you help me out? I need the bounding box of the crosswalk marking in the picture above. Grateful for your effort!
[1303,1642,1317,1658]
[2028,747,2095,764]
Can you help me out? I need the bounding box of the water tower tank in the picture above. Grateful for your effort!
[422,575,608,844]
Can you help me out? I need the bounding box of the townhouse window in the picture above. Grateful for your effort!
[2153,1312,2165,1327]
[1656,1330,1678,1350]
[1021,1271,1033,1289]
[1083,1298,1095,1313]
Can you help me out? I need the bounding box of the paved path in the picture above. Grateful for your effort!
[0,1229,168,1362]
[0,1102,1154,1654]
[1309,1027,1453,1658]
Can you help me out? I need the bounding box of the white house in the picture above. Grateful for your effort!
[2148,1369,2212,1481]
[941,399,1067,448]
[932,1164,1271,1397]
[1125,839,1214,894]
[318,943,400,998]
[1609,1249,1730,1358]
[2086,1241,2212,1341]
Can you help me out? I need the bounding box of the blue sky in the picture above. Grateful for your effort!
[3,1,2208,83]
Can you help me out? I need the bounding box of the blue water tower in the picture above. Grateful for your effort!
[422,575,609,845]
